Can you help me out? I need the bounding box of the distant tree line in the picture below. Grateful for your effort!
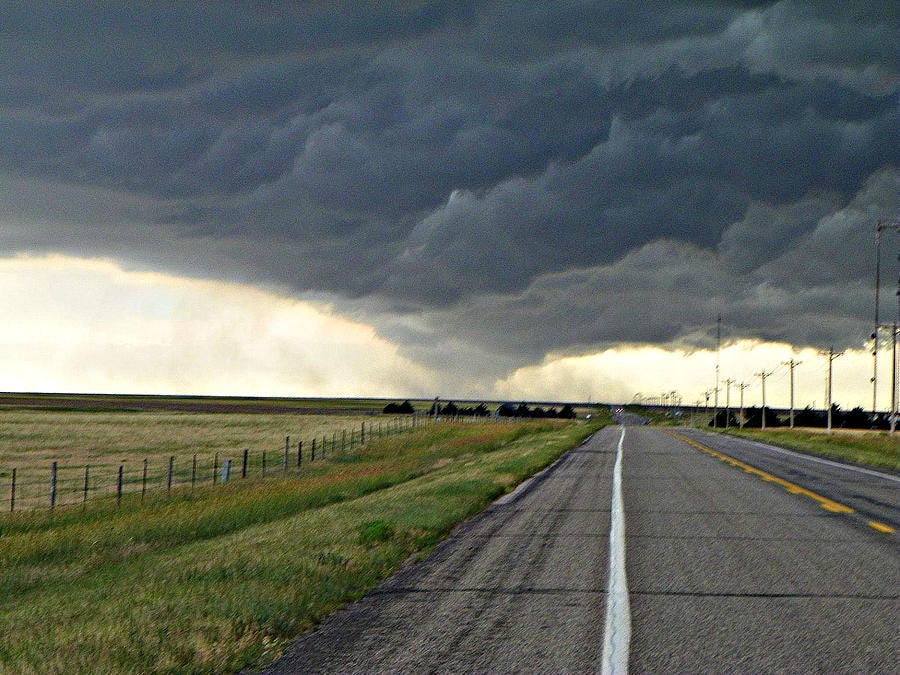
[382,400,577,419]
[710,405,891,429]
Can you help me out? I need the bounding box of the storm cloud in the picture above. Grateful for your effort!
[2,1,898,379]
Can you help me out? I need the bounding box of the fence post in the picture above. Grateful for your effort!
[297,441,302,468]
[361,422,366,445]
[167,456,174,494]
[321,435,326,459]
[117,464,124,506]
[242,448,248,478]
[50,461,58,510]
[83,465,90,507]
[191,454,197,491]
[10,467,16,513]
[262,450,267,475]
[213,453,219,484]
[342,430,346,453]
[222,458,232,483]
[311,438,316,461]
[332,433,336,455]
[283,436,290,473]
[141,458,148,501]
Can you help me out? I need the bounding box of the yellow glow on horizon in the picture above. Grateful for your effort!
[0,254,436,397]
[495,340,887,411]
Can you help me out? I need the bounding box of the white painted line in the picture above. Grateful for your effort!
[601,426,630,675]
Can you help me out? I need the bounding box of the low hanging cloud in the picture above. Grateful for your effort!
[1,1,898,394]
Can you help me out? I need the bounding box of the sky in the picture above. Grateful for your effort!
[1,1,898,409]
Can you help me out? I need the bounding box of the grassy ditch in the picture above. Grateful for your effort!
[0,417,604,673]
[722,427,900,472]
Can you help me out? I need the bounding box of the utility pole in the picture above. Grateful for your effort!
[724,378,735,429]
[873,218,900,421]
[713,314,721,428]
[756,370,773,429]
[738,382,748,429]
[782,359,801,429]
[822,347,844,434]
[703,390,711,426]
[891,322,898,435]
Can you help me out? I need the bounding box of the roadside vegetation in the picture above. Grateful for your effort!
[0,414,606,673]
[720,427,900,472]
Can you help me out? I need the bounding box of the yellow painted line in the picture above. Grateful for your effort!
[868,521,896,534]
[667,431,855,515]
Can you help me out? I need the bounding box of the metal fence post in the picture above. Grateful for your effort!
[242,448,248,478]
[297,441,303,468]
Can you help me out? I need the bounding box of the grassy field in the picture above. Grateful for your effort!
[0,415,606,673]
[722,427,900,472]
[0,410,382,510]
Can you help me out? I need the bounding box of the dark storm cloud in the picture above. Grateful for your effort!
[2,1,898,369]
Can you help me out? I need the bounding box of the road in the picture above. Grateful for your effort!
[262,424,899,673]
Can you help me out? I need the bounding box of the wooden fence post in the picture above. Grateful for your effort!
[297,441,302,468]
[242,448,248,478]
[167,456,174,494]
[117,464,124,506]
[311,438,316,461]
[262,450,267,475]
[83,465,90,507]
[213,453,219,484]
[10,467,16,512]
[50,461,58,509]
[361,422,366,445]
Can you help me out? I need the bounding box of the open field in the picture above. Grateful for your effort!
[722,427,900,472]
[0,416,605,673]
[0,410,381,510]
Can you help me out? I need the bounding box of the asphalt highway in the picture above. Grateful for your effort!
[262,424,899,673]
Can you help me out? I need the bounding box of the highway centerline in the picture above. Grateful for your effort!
[601,426,630,675]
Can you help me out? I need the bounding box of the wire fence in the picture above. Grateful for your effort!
[0,413,490,513]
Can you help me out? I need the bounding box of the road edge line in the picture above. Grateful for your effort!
[601,426,631,675]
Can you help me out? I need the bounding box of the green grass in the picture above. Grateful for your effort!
[0,417,605,673]
[722,427,900,472]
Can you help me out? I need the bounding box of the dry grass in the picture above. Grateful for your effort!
[0,410,381,510]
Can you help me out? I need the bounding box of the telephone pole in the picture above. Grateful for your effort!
[713,314,722,428]
[738,382,748,429]
[724,378,735,429]
[822,347,844,434]
[782,359,801,429]
[756,370,774,429]
[873,219,900,420]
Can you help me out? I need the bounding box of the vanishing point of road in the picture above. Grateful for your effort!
[263,422,899,673]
